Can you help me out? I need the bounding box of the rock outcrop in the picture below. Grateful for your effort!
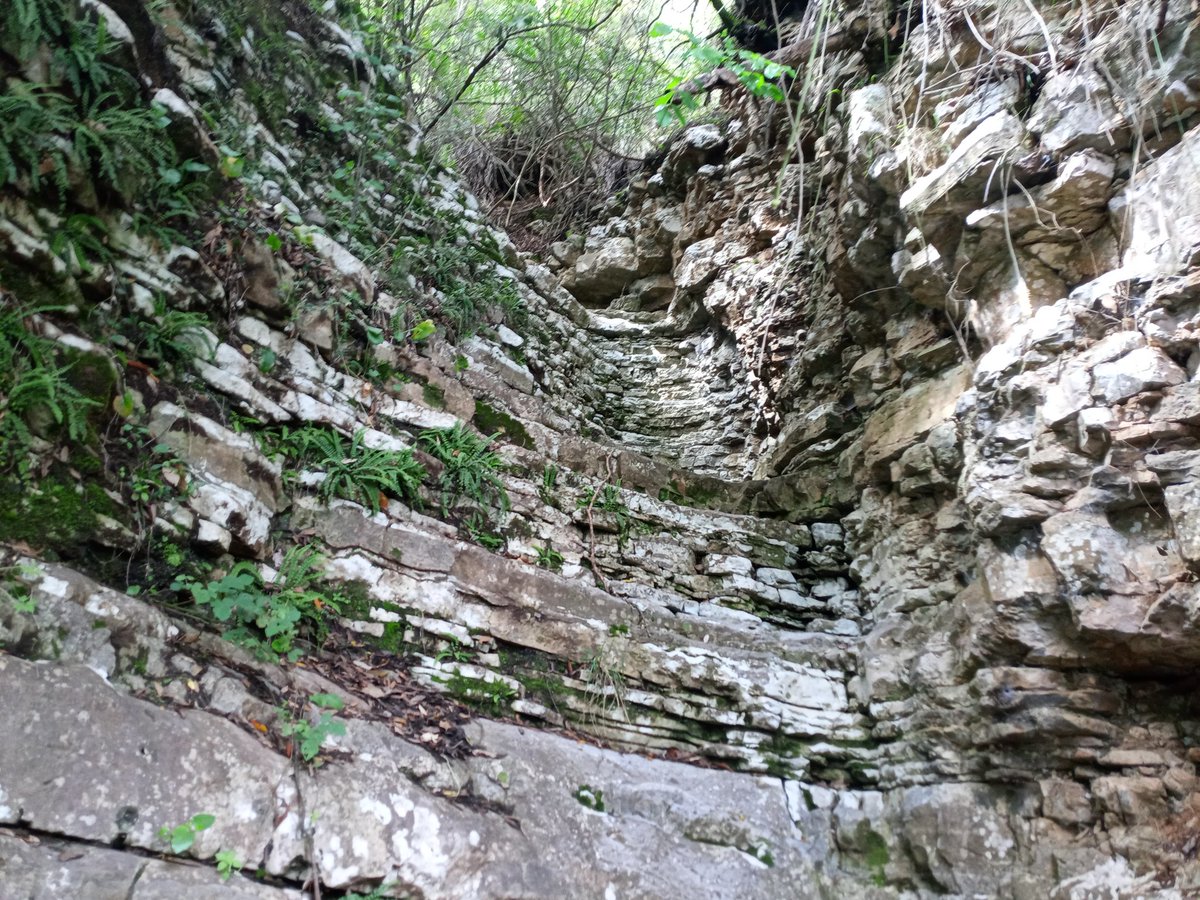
[3,0,1200,898]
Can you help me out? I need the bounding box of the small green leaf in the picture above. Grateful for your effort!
[689,44,724,67]
[648,21,673,37]
[365,325,385,345]
[190,813,216,831]
[219,155,244,179]
[112,391,136,418]
[265,233,282,252]
[170,824,195,854]
[310,693,344,710]
[258,348,277,373]
[410,319,436,342]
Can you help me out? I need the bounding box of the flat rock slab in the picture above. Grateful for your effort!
[0,654,827,898]
[0,656,288,861]
[0,831,303,899]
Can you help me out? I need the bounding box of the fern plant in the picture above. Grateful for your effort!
[51,15,137,106]
[0,303,99,469]
[418,423,509,516]
[125,297,216,367]
[280,426,425,513]
[5,0,68,61]
[0,85,76,195]
[49,213,113,272]
[73,93,174,190]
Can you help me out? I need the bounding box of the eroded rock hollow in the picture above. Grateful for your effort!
[3,0,1200,897]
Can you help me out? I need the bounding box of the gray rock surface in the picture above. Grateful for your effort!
[5,0,1200,898]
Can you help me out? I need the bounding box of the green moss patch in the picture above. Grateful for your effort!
[0,469,119,554]
[472,399,533,450]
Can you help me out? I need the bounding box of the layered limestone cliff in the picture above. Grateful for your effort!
[3,0,1200,897]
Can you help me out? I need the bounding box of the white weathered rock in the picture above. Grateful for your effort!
[1091,346,1186,403]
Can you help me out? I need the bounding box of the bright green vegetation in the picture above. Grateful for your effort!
[171,545,341,661]
[113,422,192,511]
[439,672,518,712]
[118,297,216,371]
[357,0,692,243]
[752,843,775,867]
[391,234,525,340]
[278,693,347,765]
[272,426,425,514]
[0,469,117,550]
[157,813,215,854]
[864,831,890,885]
[435,639,473,664]
[344,883,397,900]
[649,23,796,126]
[539,464,559,504]
[1,0,211,255]
[215,849,243,881]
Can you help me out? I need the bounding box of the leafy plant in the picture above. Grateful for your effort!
[0,304,100,470]
[114,422,190,508]
[0,563,41,614]
[172,546,340,660]
[574,785,606,813]
[533,544,563,571]
[215,849,243,881]
[382,0,680,246]
[464,511,505,551]
[277,426,425,513]
[657,483,683,504]
[0,2,211,247]
[49,213,114,272]
[435,639,473,664]
[539,463,558,503]
[157,813,215,854]
[649,23,796,126]
[135,299,216,368]
[394,236,524,339]
[344,883,398,900]
[0,85,76,195]
[577,484,631,547]
[51,13,137,106]
[6,0,69,60]
[418,423,509,516]
[441,672,517,712]
[278,693,346,764]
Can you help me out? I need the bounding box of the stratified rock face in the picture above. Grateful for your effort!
[4,1,1200,898]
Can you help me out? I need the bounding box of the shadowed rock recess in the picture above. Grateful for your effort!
[4,0,1200,897]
